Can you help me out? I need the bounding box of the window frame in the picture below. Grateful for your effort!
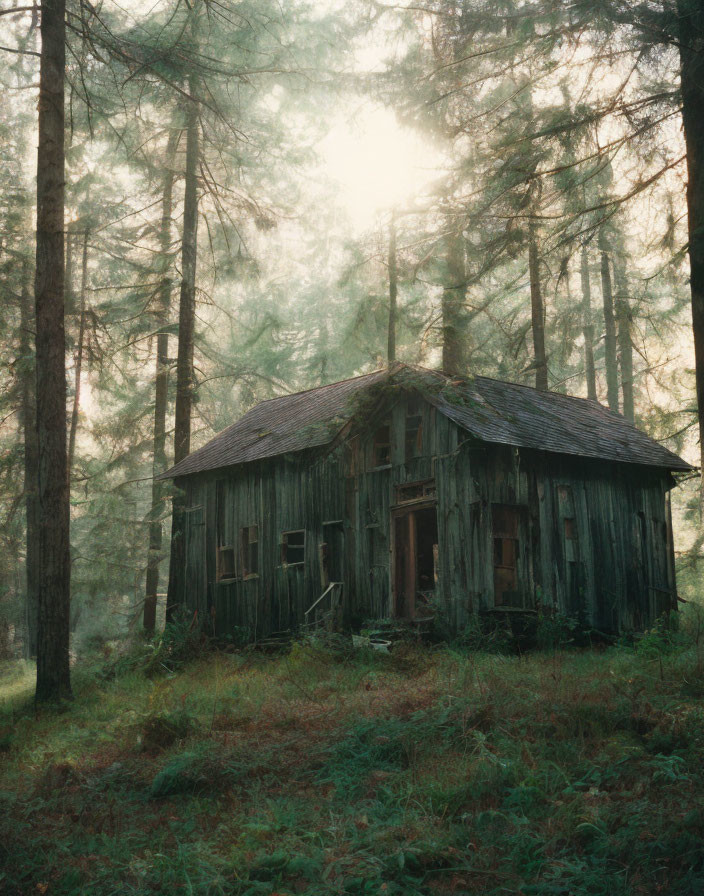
[281,529,306,567]
[216,544,237,583]
[395,479,437,505]
[372,422,391,469]
[239,524,259,580]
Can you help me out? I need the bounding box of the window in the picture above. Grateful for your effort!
[240,525,259,578]
[564,518,576,540]
[373,423,391,467]
[404,404,423,460]
[396,480,437,504]
[281,530,305,566]
[492,504,521,606]
[217,545,236,582]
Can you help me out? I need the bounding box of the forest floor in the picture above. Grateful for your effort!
[2,623,704,896]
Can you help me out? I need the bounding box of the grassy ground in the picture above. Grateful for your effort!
[2,625,704,895]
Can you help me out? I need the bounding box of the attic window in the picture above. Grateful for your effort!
[217,546,236,582]
[373,423,391,467]
[405,409,423,461]
[492,504,521,607]
[396,480,437,504]
[240,525,259,578]
[281,530,305,566]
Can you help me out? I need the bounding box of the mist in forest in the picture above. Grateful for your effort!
[3,3,704,892]
[1,1,701,663]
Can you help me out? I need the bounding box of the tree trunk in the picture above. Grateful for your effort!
[387,211,397,364]
[19,258,40,658]
[580,246,597,401]
[599,231,620,412]
[528,224,548,390]
[442,226,466,375]
[613,254,635,422]
[34,0,71,702]
[65,228,74,314]
[166,93,200,623]
[678,0,704,482]
[67,229,88,478]
[144,131,179,635]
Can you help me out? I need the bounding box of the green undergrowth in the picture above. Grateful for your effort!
[2,618,704,895]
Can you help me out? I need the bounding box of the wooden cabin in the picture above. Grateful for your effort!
[161,364,692,638]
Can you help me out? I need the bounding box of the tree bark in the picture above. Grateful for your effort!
[166,92,200,623]
[580,246,597,401]
[67,229,88,478]
[613,253,635,422]
[528,224,548,391]
[387,211,397,364]
[442,226,466,376]
[678,0,704,482]
[599,231,620,413]
[64,228,73,314]
[144,131,179,635]
[19,258,39,658]
[34,0,71,701]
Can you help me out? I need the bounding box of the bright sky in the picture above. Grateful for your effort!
[320,104,443,232]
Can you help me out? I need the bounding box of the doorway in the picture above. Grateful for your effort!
[392,504,438,619]
[320,521,344,586]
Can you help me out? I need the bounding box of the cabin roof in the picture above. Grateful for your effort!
[161,364,693,479]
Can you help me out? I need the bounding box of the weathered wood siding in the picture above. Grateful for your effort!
[178,454,345,639]
[175,390,678,638]
[430,445,676,633]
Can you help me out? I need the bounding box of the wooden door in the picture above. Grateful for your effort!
[392,504,437,620]
[321,521,344,586]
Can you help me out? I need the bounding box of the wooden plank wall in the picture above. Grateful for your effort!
[177,391,678,639]
[180,454,345,640]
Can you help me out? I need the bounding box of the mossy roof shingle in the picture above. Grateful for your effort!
[161,364,692,478]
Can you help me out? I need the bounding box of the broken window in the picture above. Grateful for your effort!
[240,525,259,578]
[404,403,423,461]
[217,546,236,582]
[281,529,305,566]
[373,423,391,467]
[492,504,521,606]
[396,479,436,504]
